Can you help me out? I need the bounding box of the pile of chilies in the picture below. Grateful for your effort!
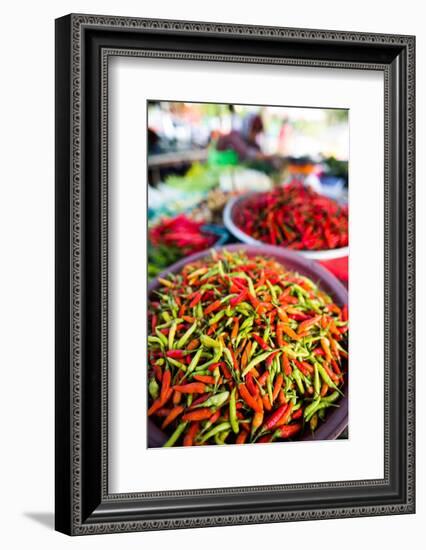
[234,181,349,250]
[149,214,216,255]
[147,250,348,446]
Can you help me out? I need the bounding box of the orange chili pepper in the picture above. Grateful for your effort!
[173,382,207,394]
[236,431,248,444]
[238,383,263,413]
[282,324,300,341]
[272,373,284,402]
[204,300,222,315]
[193,374,216,385]
[182,408,214,421]
[183,421,200,446]
[161,405,184,429]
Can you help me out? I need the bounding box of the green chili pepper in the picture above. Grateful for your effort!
[186,347,204,375]
[317,362,340,392]
[147,335,164,346]
[168,320,177,350]
[314,363,320,396]
[242,350,276,377]
[310,413,318,431]
[322,390,340,403]
[200,334,221,348]
[166,357,187,371]
[163,421,188,447]
[305,401,339,422]
[292,367,305,394]
[161,311,172,323]
[198,422,231,444]
[155,328,168,347]
[176,320,197,348]
[148,377,159,400]
[303,397,321,419]
[266,373,273,405]
[194,391,229,409]
[229,388,239,434]
[209,310,225,325]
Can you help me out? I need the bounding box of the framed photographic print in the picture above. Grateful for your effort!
[55,14,415,535]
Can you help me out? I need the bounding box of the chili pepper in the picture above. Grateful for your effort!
[252,333,270,351]
[242,350,276,377]
[164,421,188,447]
[246,373,259,397]
[321,337,333,361]
[161,405,184,429]
[236,431,248,444]
[183,421,200,446]
[257,434,274,443]
[281,324,300,341]
[173,382,208,394]
[251,410,264,435]
[262,394,272,411]
[204,300,222,315]
[176,321,198,348]
[274,423,302,439]
[272,373,284,402]
[148,377,160,400]
[198,422,232,444]
[297,314,321,334]
[263,403,288,431]
[275,402,293,427]
[193,391,229,409]
[292,408,303,420]
[229,388,239,434]
[281,353,292,376]
[166,349,185,360]
[200,334,220,348]
[160,369,171,402]
[189,292,203,308]
[182,408,214,421]
[239,383,263,413]
[230,289,248,307]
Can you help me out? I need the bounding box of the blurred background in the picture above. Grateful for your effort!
[147,101,349,281]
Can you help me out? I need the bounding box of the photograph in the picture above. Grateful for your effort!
[147,101,349,447]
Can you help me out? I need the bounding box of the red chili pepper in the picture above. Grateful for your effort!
[166,349,185,360]
[246,373,259,397]
[189,291,203,308]
[229,289,248,307]
[252,333,270,350]
[263,403,288,431]
[275,423,302,439]
[160,369,171,402]
[173,382,207,394]
[281,353,292,376]
[204,300,222,315]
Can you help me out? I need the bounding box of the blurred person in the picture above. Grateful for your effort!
[216,113,280,167]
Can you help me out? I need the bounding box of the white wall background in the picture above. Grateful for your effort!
[0,0,422,548]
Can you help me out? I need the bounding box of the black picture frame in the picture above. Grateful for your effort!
[55,14,415,535]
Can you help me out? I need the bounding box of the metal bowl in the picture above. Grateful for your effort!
[148,244,348,446]
[223,194,349,261]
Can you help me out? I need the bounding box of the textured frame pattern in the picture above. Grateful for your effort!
[56,13,415,536]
